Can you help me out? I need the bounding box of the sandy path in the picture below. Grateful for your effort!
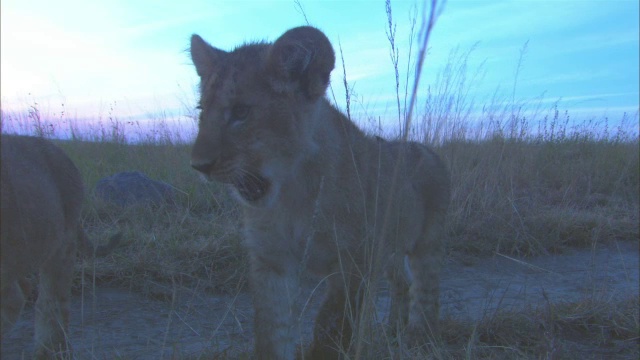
[2,241,638,359]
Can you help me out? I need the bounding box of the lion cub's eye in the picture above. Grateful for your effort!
[228,105,251,123]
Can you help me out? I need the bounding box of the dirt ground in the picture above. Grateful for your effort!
[2,241,638,359]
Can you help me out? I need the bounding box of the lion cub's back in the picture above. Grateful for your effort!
[387,140,450,216]
[1,135,84,276]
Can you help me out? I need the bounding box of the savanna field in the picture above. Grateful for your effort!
[1,98,638,358]
[1,4,639,358]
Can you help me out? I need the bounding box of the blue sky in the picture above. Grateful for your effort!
[1,0,638,134]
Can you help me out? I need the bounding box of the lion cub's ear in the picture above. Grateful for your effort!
[266,26,335,101]
[190,34,226,80]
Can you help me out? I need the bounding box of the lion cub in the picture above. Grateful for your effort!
[1,135,86,358]
[190,26,450,359]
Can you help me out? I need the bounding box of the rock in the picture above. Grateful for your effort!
[95,171,175,207]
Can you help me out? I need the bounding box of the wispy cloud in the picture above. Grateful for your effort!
[523,70,613,87]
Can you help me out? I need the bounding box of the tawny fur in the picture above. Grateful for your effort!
[190,26,450,359]
[1,135,89,359]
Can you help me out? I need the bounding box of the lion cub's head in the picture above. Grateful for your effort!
[190,26,335,206]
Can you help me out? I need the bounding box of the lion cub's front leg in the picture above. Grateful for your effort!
[309,272,364,360]
[249,252,300,360]
[34,232,76,359]
[406,221,445,346]
[1,280,28,336]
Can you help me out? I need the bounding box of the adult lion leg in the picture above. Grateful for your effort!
[33,236,75,359]
[406,221,444,346]
[250,256,299,360]
[308,271,364,360]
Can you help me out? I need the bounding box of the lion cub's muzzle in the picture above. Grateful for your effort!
[191,160,271,202]
[234,173,270,202]
[191,160,214,175]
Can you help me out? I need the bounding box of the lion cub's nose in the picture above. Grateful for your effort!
[191,161,214,174]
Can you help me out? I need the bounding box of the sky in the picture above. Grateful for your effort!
[1,0,638,138]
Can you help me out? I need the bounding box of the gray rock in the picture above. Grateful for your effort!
[95,171,175,207]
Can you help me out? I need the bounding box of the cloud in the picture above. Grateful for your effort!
[523,70,612,87]
[1,0,637,125]
[0,2,197,117]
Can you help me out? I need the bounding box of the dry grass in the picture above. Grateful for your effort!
[444,138,639,257]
